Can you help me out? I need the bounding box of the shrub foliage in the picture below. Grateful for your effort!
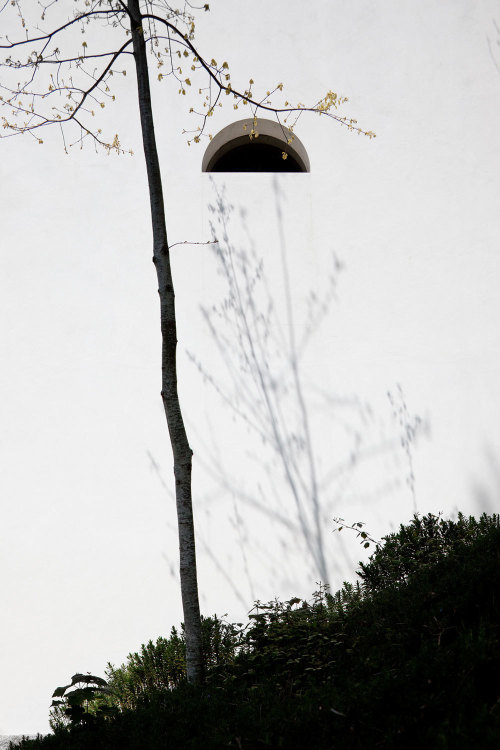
[12,512,500,750]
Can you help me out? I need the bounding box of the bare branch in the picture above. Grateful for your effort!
[1,0,374,156]
[0,9,121,50]
[142,11,375,139]
[1,36,133,152]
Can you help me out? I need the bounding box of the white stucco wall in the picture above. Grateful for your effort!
[1,0,499,735]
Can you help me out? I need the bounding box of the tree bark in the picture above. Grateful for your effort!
[127,0,203,685]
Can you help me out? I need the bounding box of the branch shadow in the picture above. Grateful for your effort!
[181,177,426,602]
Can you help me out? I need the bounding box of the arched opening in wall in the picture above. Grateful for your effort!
[202,118,310,173]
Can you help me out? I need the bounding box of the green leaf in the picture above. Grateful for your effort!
[71,673,108,687]
[52,685,70,698]
[66,687,99,706]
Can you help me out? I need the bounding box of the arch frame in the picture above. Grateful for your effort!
[201,118,310,173]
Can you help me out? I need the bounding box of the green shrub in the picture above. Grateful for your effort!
[13,511,500,750]
[105,614,242,710]
[358,511,500,592]
[49,673,118,732]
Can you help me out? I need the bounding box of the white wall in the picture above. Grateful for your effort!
[1,0,500,735]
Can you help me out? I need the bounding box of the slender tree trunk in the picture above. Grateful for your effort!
[127,0,203,684]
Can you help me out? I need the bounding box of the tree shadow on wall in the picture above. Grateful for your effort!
[487,14,500,75]
[181,177,425,604]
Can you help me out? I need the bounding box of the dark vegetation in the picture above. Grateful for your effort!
[11,513,500,749]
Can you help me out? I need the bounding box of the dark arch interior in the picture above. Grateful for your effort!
[210,142,303,172]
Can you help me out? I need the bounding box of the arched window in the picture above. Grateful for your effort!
[202,118,310,173]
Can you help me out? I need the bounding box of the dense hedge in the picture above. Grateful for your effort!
[12,512,500,749]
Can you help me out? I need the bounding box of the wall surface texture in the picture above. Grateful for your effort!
[1,0,500,735]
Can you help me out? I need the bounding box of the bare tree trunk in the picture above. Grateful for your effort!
[128,0,203,685]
